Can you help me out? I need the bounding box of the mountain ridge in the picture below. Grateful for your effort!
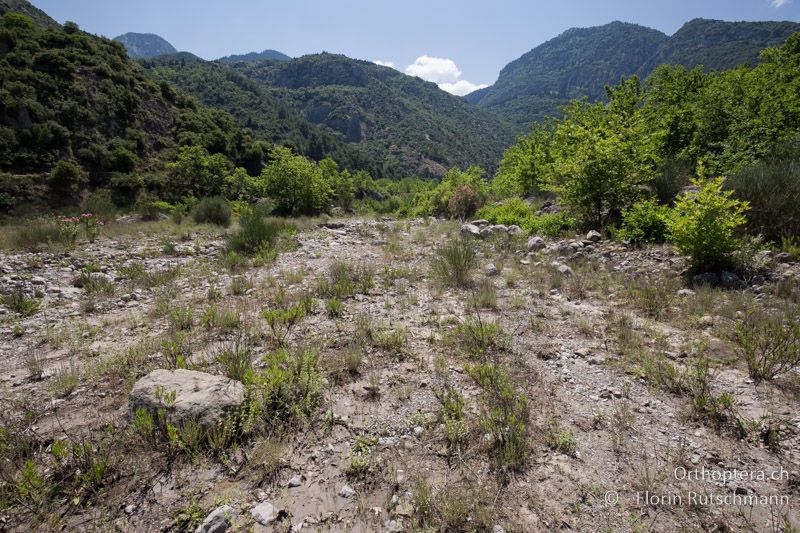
[468,18,800,129]
[114,32,178,58]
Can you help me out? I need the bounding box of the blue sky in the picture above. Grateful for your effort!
[32,0,800,95]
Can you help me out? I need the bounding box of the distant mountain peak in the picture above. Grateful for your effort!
[217,49,292,63]
[114,32,178,59]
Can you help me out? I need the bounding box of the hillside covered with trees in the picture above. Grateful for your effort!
[469,19,800,129]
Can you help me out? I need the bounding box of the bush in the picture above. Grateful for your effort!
[447,185,482,219]
[616,198,671,244]
[430,239,477,288]
[733,308,800,382]
[667,176,749,271]
[726,155,800,241]
[10,218,76,251]
[49,161,86,199]
[474,198,575,237]
[227,209,295,258]
[191,196,232,227]
[80,190,116,221]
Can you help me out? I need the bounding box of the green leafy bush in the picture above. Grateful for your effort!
[191,196,232,227]
[733,308,800,381]
[616,198,671,244]
[667,176,749,270]
[474,198,574,236]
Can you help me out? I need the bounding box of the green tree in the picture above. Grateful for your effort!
[667,172,749,270]
[166,145,231,201]
[320,157,354,210]
[425,166,489,218]
[548,77,661,226]
[493,123,554,198]
[49,160,86,199]
[260,147,331,215]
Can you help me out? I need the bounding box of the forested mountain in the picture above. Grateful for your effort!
[469,19,800,130]
[224,53,518,177]
[140,53,382,176]
[218,49,291,62]
[114,32,177,58]
[0,0,57,29]
[637,18,800,74]
[0,6,279,209]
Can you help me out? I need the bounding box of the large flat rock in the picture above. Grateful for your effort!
[129,369,245,427]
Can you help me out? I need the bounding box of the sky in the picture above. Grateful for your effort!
[31,0,800,95]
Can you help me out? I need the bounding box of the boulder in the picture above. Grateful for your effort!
[507,225,523,235]
[720,271,741,289]
[693,272,720,287]
[586,230,602,242]
[460,224,481,238]
[527,236,546,252]
[195,505,235,533]
[479,228,493,239]
[470,219,489,226]
[129,369,245,428]
[250,501,277,525]
[489,224,508,233]
[557,264,574,276]
[485,264,499,276]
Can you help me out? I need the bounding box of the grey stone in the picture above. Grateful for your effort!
[479,228,493,239]
[195,505,235,533]
[485,263,499,276]
[460,224,481,238]
[251,501,277,525]
[721,271,741,289]
[557,264,574,276]
[586,230,602,242]
[677,288,695,297]
[287,476,302,488]
[470,219,489,226]
[776,252,793,263]
[339,484,357,498]
[527,236,546,251]
[507,225,523,235]
[693,272,719,286]
[129,369,245,428]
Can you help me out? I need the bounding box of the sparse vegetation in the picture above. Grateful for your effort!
[430,238,477,288]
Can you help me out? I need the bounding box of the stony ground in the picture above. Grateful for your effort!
[0,216,799,532]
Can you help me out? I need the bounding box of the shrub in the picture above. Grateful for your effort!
[191,196,232,227]
[726,152,800,241]
[624,274,679,319]
[1,291,40,317]
[667,176,749,271]
[733,308,800,381]
[616,198,671,244]
[430,239,476,288]
[80,190,116,221]
[447,185,482,219]
[249,348,323,425]
[227,208,295,258]
[49,161,86,198]
[9,218,76,251]
[215,341,254,382]
[522,212,575,237]
[466,362,529,473]
[474,197,533,227]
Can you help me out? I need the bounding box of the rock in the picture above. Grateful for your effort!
[527,236,546,252]
[195,505,235,533]
[339,484,357,498]
[677,288,695,297]
[693,272,719,286]
[698,315,714,329]
[385,519,404,532]
[586,230,602,242]
[129,369,245,428]
[507,225,523,235]
[557,264,574,276]
[556,244,575,256]
[485,263,499,276]
[489,224,508,233]
[460,224,481,238]
[479,228,493,239]
[776,252,793,263]
[287,475,302,488]
[721,271,741,289]
[250,501,277,525]
[470,219,489,226]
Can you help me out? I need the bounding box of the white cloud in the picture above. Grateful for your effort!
[373,60,395,68]
[405,55,462,83]
[772,0,790,7]
[404,55,487,96]
[438,80,489,96]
